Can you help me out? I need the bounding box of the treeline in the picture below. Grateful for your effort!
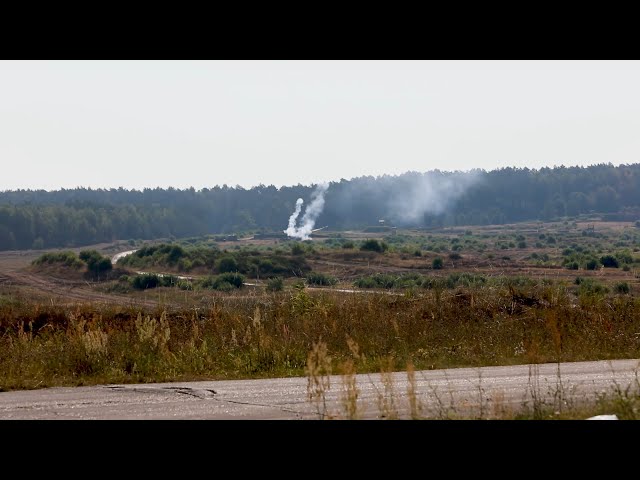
[2,163,640,250]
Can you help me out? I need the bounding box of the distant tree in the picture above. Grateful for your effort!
[6,163,640,252]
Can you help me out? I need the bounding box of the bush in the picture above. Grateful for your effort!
[578,278,609,296]
[32,251,84,269]
[215,272,245,289]
[291,243,306,255]
[616,251,633,264]
[217,256,239,273]
[266,277,284,292]
[432,257,444,270]
[353,276,379,288]
[214,281,234,292]
[443,272,487,288]
[177,280,193,290]
[360,239,388,253]
[306,272,337,286]
[130,273,179,290]
[600,255,619,268]
[353,273,424,289]
[131,273,161,290]
[615,282,630,294]
[585,258,599,270]
[195,273,245,290]
[79,250,112,277]
[341,240,355,249]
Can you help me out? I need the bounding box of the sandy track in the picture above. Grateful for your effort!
[0,269,159,308]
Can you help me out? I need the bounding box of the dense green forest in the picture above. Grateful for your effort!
[2,163,640,251]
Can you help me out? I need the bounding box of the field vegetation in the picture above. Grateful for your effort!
[2,218,640,418]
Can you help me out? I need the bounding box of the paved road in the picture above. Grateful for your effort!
[0,359,638,419]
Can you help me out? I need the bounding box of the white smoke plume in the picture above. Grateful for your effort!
[286,198,304,233]
[284,183,329,240]
[389,170,482,223]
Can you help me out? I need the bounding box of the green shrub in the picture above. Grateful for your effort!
[266,277,284,292]
[257,259,275,273]
[79,250,113,277]
[214,281,234,292]
[578,278,609,295]
[585,258,599,270]
[360,239,388,253]
[130,273,179,290]
[353,276,378,288]
[306,272,337,286]
[32,251,84,269]
[354,274,396,289]
[600,255,619,268]
[215,272,245,289]
[131,273,161,290]
[217,256,239,273]
[195,273,245,290]
[615,281,630,294]
[291,243,306,255]
[432,257,444,270]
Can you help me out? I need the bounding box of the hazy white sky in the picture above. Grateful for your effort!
[1,60,640,191]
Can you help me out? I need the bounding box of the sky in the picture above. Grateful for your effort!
[1,60,640,191]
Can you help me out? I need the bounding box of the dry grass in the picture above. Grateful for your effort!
[1,281,640,393]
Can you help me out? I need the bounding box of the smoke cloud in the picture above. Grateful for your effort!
[286,198,304,232]
[389,170,481,223]
[284,183,329,240]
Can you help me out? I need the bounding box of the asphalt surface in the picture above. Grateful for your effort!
[0,359,638,419]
